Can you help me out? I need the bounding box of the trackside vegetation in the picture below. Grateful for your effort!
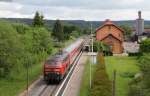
[91,52,112,96]
[79,58,96,96]
[0,20,53,96]
[0,11,89,96]
[0,21,53,79]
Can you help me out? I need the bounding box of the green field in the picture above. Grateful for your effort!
[105,56,139,96]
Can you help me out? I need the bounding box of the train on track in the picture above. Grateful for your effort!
[43,38,84,82]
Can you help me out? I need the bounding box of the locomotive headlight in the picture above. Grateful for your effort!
[53,69,60,72]
[44,64,50,68]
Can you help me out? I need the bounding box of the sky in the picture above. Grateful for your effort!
[0,0,150,21]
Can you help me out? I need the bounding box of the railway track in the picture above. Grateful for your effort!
[35,51,83,96]
[38,85,58,96]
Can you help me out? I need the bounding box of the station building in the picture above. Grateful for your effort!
[96,19,124,54]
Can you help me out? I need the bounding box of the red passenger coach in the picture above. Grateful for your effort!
[43,39,84,82]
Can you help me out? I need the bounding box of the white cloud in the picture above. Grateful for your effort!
[119,0,143,4]
[0,0,149,20]
[0,2,21,11]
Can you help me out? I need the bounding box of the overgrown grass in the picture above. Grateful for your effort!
[105,56,139,96]
[0,62,42,96]
[79,58,96,96]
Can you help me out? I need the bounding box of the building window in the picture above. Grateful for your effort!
[108,35,112,39]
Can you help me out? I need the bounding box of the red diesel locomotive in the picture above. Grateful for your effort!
[43,39,84,82]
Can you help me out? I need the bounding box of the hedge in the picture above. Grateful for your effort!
[91,52,112,96]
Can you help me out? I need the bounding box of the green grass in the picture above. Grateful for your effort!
[0,62,42,96]
[105,56,139,96]
[79,58,96,96]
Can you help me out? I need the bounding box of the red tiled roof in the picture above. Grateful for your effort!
[96,19,124,32]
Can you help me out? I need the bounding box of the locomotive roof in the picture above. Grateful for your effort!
[46,51,69,64]
[64,39,83,53]
[46,38,84,65]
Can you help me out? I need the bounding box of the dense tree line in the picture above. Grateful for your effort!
[0,20,53,79]
[52,19,90,41]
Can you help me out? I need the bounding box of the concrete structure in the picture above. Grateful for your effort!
[96,19,124,54]
[123,42,139,53]
[133,11,150,42]
[136,11,144,35]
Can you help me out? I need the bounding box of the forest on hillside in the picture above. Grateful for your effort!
[2,18,150,29]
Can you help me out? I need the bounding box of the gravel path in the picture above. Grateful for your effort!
[18,76,47,96]
[18,52,87,96]
[63,53,88,96]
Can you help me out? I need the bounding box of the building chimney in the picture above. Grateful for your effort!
[138,11,141,19]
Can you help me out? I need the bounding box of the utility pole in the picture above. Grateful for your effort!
[91,25,93,54]
[27,64,29,96]
[90,23,93,89]
[26,57,29,96]
[112,70,116,96]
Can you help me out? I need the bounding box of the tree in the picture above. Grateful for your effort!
[32,11,44,27]
[31,27,53,54]
[63,25,73,40]
[140,38,150,53]
[71,31,80,38]
[12,23,30,34]
[82,27,90,35]
[63,25,82,39]
[52,20,64,41]
[94,41,104,52]
[0,21,22,77]
[119,24,132,41]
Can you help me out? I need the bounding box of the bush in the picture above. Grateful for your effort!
[128,85,144,96]
[93,41,112,56]
[128,38,150,96]
[12,23,30,34]
[128,53,150,96]
[120,72,135,78]
[91,52,112,96]
[128,52,141,56]
[138,53,150,75]
[140,38,150,53]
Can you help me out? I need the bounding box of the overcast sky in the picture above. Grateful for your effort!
[0,0,149,21]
